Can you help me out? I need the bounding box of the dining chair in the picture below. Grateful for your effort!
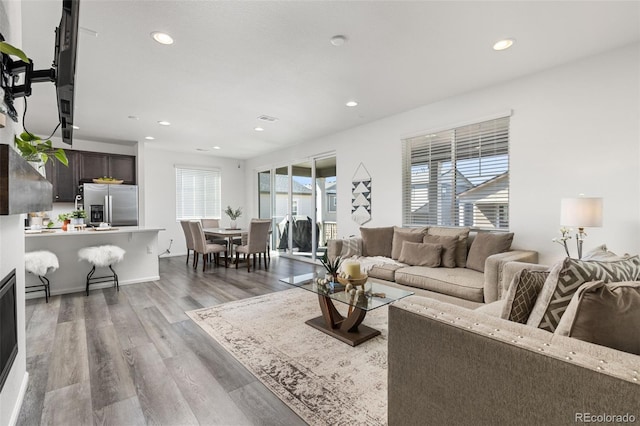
[200,218,229,247]
[235,219,272,272]
[180,220,196,266]
[189,221,228,271]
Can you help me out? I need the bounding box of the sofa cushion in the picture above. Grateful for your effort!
[368,263,405,281]
[398,242,442,267]
[395,266,484,302]
[555,281,640,355]
[427,227,470,267]
[501,269,549,324]
[474,300,504,317]
[527,256,640,332]
[360,226,394,257]
[466,232,514,272]
[391,227,427,260]
[423,235,458,268]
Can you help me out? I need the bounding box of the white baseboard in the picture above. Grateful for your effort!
[25,276,161,299]
[9,372,29,426]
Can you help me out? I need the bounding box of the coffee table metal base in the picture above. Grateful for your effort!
[305,294,381,346]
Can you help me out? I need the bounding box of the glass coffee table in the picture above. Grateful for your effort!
[280,272,414,346]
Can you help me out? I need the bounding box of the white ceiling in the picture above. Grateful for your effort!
[18,1,640,159]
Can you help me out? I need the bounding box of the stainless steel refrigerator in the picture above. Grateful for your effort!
[82,184,138,226]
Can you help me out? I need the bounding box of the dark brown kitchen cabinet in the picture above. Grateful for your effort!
[78,152,109,181]
[108,154,136,184]
[44,150,80,202]
[48,150,136,203]
[78,152,136,184]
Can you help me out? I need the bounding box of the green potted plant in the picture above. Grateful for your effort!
[224,205,242,229]
[320,251,342,283]
[70,209,86,228]
[57,212,72,231]
[14,132,68,171]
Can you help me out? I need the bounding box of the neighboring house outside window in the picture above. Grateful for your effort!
[327,193,337,212]
[292,199,299,216]
[175,166,221,220]
[402,116,510,230]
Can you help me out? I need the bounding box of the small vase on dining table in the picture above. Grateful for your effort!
[230,220,237,229]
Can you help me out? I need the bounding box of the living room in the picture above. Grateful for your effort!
[1,1,639,425]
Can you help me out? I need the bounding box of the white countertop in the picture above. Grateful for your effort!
[25,226,164,238]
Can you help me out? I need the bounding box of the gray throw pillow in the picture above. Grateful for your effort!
[555,281,640,355]
[466,232,514,272]
[501,269,549,324]
[423,235,457,268]
[360,226,394,258]
[527,256,640,332]
[427,227,470,267]
[391,227,427,260]
[398,241,442,267]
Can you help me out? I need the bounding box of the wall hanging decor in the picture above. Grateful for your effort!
[351,163,371,225]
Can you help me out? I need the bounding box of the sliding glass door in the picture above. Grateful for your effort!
[257,155,336,262]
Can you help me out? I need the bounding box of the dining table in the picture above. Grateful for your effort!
[203,227,247,259]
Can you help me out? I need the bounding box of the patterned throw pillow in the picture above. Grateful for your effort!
[340,238,363,258]
[500,269,549,324]
[527,256,640,332]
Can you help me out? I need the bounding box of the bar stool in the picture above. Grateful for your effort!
[78,245,125,296]
[24,250,58,303]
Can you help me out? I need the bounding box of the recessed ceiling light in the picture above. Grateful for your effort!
[330,35,347,46]
[212,146,221,150]
[157,120,171,126]
[151,31,174,45]
[71,125,79,130]
[145,136,155,140]
[254,127,264,132]
[128,115,139,120]
[493,39,514,51]
[346,101,358,107]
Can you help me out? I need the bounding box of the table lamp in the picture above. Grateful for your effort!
[560,197,603,259]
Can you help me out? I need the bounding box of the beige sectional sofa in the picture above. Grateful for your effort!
[328,226,538,308]
[388,296,640,425]
[388,254,640,425]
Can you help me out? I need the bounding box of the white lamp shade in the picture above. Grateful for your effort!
[560,197,603,228]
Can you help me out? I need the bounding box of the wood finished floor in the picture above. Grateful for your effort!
[18,255,316,426]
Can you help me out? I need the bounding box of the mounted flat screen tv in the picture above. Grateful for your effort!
[0,0,79,144]
[54,0,80,144]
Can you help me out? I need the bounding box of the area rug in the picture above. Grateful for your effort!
[187,288,388,425]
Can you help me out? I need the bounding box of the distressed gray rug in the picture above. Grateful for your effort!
[187,288,388,425]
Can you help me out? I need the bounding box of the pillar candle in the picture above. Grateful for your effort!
[344,261,361,278]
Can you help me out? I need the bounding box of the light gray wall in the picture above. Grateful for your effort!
[245,43,640,265]
[142,145,246,257]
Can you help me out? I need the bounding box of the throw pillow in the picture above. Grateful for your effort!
[466,232,514,273]
[340,237,363,258]
[391,227,427,260]
[527,256,640,332]
[555,281,640,355]
[360,227,394,258]
[581,244,625,262]
[398,241,442,267]
[500,269,549,324]
[427,227,471,267]
[423,235,458,268]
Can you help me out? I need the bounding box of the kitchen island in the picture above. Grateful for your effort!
[25,226,164,297]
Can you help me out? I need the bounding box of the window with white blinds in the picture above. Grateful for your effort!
[402,116,510,230]
[175,166,221,220]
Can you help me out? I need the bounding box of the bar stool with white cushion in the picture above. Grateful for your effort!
[78,245,125,296]
[25,250,59,303]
